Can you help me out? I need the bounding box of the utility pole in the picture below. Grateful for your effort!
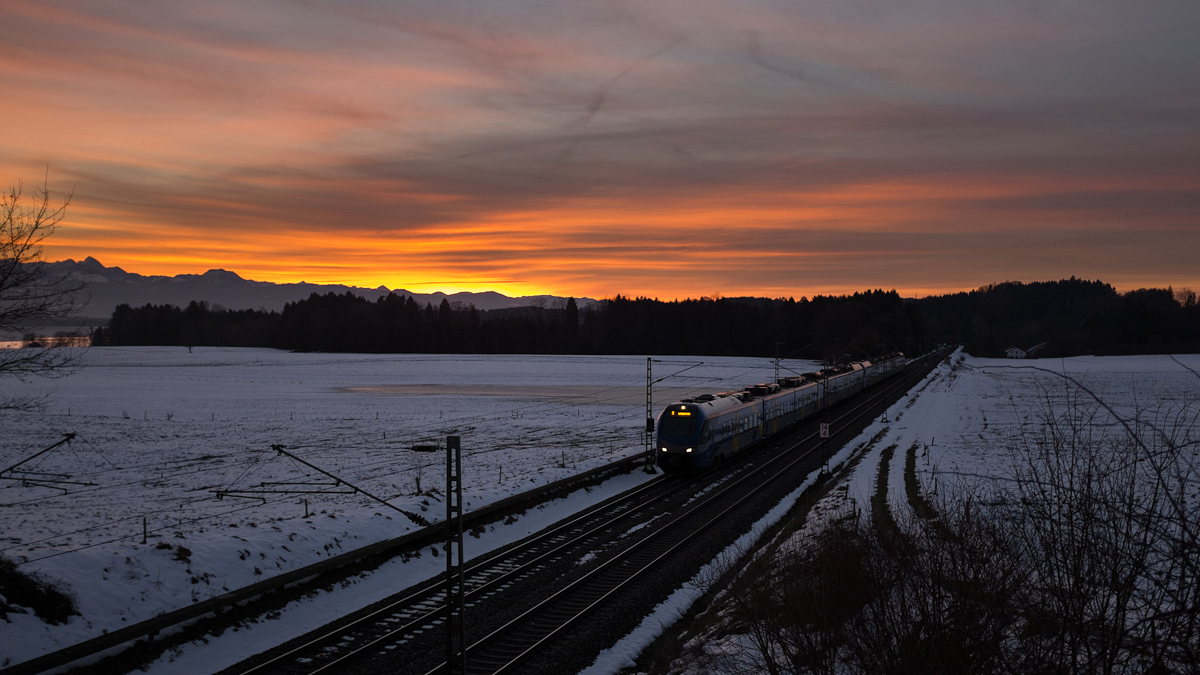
[645,357,655,471]
[643,358,704,473]
[774,342,784,382]
[820,370,831,477]
[820,421,830,476]
[445,436,466,675]
[412,437,466,675]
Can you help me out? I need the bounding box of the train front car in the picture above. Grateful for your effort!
[657,394,747,471]
[655,403,706,471]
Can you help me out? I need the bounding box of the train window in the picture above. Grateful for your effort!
[660,416,697,437]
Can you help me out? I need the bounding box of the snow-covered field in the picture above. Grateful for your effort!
[8,348,1196,674]
[854,352,1200,515]
[0,347,808,670]
[800,351,1200,572]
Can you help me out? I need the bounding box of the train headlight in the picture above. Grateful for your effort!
[661,447,667,452]
[686,448,693,453]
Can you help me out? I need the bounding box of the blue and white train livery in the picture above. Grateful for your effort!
[656,353,906,471]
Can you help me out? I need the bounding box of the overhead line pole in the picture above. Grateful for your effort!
[645,358,655,472]
[645,359,708,473]
[447,436,466,675]
[413,436,467,675]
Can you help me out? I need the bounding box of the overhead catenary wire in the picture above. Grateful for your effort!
[6,359,789,508]
[3,355,816,559]
[12,486,357,564]
[2,412,636,549]
[0,447,274,507]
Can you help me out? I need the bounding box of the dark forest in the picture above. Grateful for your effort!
[93,279,1200,359]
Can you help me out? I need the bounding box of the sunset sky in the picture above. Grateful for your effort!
[2,0,1198,299]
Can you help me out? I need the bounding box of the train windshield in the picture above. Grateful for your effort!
[660,417,696,437]
[660,408,698,437]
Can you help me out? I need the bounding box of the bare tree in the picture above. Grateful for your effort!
[1174,287,1197,308]
[0,179,85,410]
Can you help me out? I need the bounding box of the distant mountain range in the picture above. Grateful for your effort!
[45,257,599,322]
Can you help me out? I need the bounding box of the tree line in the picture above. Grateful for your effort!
[917,278,1200,357]
[93,289,922,360]
[91,278,1200,358]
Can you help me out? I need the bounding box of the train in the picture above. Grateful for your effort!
[655,353,907,471]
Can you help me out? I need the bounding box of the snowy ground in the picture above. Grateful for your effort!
[0,347,810,670]
[857,352,1200,518]
[656,351,1200,675]
[9,349,1195,673]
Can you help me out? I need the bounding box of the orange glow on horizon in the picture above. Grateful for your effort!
[39,166,1200,302]
[6,0,1197,304]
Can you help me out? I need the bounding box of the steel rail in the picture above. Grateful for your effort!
[231,472,704,674]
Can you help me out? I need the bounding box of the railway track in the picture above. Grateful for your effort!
[2,454,651,675]
[224,472,706,675]
[227,348,951,675]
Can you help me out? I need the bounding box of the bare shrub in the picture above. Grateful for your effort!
[722,514,878,675]
[0,553,79,624]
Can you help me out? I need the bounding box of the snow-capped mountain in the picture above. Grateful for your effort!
[44,257,597,320]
